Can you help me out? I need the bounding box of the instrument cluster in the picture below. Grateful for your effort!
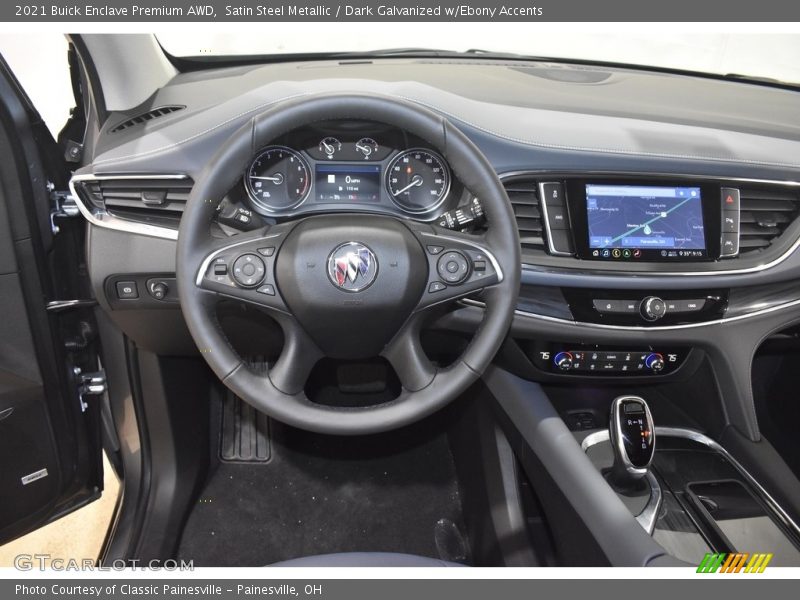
[227,121,463,222]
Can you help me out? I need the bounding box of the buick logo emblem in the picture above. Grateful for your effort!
[327,242,378,292]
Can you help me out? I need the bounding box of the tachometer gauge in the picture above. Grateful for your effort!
[244,146,311,212]
[386,148,450,213]
[355,137,379,159]
[318,137,342,159]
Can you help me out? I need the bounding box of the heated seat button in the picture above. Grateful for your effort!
[116,281,139,299]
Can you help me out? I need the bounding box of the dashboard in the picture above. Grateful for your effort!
[214,121,466,230]
[71,57,800,440]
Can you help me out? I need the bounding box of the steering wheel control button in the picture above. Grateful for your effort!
[640,296,667,321]
[232,253,266,287]
[426,245,444,255]
[437,251,470,284]
[428,281,447,293]
[257,247,275,257]
[473,260,487,272]
[257,284,275,296]
[116,281,138,299]
[213,263,228,276]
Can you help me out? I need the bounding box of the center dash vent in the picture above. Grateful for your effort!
[504,178,544,250]
[79,177,193,230]
[738,186,800,254]
[109,105,185,133]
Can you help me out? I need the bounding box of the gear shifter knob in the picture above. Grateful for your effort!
[608,395,655,488]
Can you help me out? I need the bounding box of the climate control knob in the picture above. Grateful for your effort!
[553,351,574,371]
[640,296,667,321]
[645,353,665,373]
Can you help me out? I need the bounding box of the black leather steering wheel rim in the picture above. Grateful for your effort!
[177,93,520,435]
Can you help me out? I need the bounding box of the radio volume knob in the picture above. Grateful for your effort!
[640,296,667,321]
[554,352,574,371]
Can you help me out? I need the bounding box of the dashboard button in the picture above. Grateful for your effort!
[677,299,706,312]
[721,232,740,257]
[116,281,138,299]
[593,299,620,313]
[547,229,574,254]
[722,211,739,233]
[721,187,740,211]
[541,182,565,207]
[601,351,622,361]
[619,300,639,313]
[545,205,569,230]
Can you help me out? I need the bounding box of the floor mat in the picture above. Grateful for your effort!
[177,417,469,566]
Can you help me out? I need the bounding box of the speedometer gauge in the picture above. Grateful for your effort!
[244,146,311,212]
[386,149,450,213]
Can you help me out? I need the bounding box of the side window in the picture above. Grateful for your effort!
[0,33,73,138]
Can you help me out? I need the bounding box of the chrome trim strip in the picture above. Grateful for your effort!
[581,429,661,535]
[69,173,190,241]
[459,296,800,331]
[656,427,800,539]
[502,170,800,277]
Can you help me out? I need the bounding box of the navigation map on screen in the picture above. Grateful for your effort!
[586,184,705,251]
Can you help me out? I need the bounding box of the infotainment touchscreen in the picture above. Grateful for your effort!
[585,184,707,259]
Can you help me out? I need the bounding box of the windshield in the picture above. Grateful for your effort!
[158,28,800,86]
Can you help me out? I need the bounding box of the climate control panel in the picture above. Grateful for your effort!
[529,342,689,377]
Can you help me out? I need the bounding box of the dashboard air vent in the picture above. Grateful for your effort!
[81,177,193,229]
[738,186,800,254]
[504,179,545,250]
[109,105,185,133]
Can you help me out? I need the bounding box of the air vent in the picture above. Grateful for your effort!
[504,179,545,250]
[80,177,192,230]
[109,105,185,133]
[738,186,800,254]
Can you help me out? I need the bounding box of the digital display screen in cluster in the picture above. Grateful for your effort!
[315,164,382,204]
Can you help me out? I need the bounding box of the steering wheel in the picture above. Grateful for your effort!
[177,94,520,435]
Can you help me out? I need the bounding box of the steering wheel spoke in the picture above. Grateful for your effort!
[410,226,504,311]
[381,312,437,392]
[268,314,324,395]
[195,225,293,314]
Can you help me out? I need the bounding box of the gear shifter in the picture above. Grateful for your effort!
[608,395,656,489]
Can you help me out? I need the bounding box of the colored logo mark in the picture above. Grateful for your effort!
[696,552,773,573]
